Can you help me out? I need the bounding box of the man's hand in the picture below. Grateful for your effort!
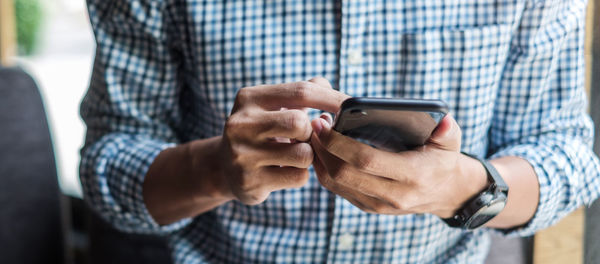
[215,78,349,205]
[144,77,348,224]
[310,114,488,218]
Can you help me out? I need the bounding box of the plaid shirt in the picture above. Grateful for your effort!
[80,0,600,263]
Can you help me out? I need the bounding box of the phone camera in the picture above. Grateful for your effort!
[350,109,368,116]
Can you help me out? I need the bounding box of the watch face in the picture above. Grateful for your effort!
[466,201,506,229]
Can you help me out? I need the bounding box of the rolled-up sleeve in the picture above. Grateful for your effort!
[80,0,190,234]
[489,0,600,236]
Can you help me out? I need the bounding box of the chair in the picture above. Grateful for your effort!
[0,67,63,263]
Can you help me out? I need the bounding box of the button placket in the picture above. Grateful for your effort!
[338,232,355,250]
[347,49,363,66]
[327,1,369,262]
[338,0,367,96]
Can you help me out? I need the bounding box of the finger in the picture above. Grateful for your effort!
[319,113,333,126]
[259,166,310,190]
[313,118,409,177]
[312,132,409,198]
[426,114,462,151]
[308,76,333,89]
[311,133,345,184]
[253,142,314,169]
[226,109,312,143]
[278,107,310,144]
[313,153,411,215]
[320,112,333,125]
[340,187,413,215]
[279,107,310,114]
[256,109,313,141]
[238,79,350,112]
[312,113,333,136]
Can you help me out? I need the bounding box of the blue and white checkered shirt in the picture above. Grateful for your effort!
[80,0,600,263]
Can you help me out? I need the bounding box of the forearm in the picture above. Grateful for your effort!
[484,156,539,229]
[481,0,596,233]
[143,136,232,225]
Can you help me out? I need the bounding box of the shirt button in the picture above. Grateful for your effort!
[338,233,355,250]
[347,50,363,65]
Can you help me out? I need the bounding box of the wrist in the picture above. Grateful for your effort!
[455,153,489,210]
[442,153,510,229]
[187,136,233,203]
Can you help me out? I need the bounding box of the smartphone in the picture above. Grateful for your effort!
[332,97,449,152]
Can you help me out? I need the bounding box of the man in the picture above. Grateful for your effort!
[80,0,600,263]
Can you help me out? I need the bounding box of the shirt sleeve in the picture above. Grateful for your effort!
[488,0,600,236]
[80,0,191,234]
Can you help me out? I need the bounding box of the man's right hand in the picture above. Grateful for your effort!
[215,77,349,205]
[143,77,348,225]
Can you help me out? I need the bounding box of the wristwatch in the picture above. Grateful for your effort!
[442,153,509,230]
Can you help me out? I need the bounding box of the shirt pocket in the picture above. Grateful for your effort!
[390,24,513,152]
[394,24,513,99]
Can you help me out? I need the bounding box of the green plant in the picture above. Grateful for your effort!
[15,0,43,55]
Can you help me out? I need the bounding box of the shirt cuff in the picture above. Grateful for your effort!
[486,139,597,237]
[82,134,192,234]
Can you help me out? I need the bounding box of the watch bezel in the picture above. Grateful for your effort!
[464,196,508,229]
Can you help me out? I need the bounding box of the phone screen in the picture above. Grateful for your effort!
[334,108,446,152]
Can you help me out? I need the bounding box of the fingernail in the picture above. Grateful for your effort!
[320,118,330,132]
[312,118,323,135]
[320,113,333,125]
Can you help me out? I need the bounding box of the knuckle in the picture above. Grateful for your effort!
[224,120,239,138]
[293,81,313,100]
[387,199,406,211]
[237,176,255,193]
[311,77,332,88]
[295,143,314,167]
[285,110,309,131]
[409,173,427,189]
[230,151,252,170]
[225,112,257,139]
[225,141,253,167]
[330,164,351,181]
[235,87,252,104]
[229,148,242,165]
[225,116,246,137]
[241,190,270,205]
[316,172,333,188]
[354,152,376,171]
[371,201,390,214]
[388,192,416,211]
[290,170,310,188]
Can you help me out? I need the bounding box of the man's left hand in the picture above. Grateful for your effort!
[310,114,488,218]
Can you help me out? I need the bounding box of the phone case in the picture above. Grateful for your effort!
[333,97,448,152]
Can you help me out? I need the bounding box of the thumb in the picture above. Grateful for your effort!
[427,115,461,151]
[311,113,333,137]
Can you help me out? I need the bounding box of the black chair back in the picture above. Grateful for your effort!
[0,67,63,264]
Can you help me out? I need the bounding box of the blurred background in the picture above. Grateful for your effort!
[1,1,172,263]
[1,0,600,264]
[14,0,91,199]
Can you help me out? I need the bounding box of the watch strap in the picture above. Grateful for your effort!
[463,152,509,194]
